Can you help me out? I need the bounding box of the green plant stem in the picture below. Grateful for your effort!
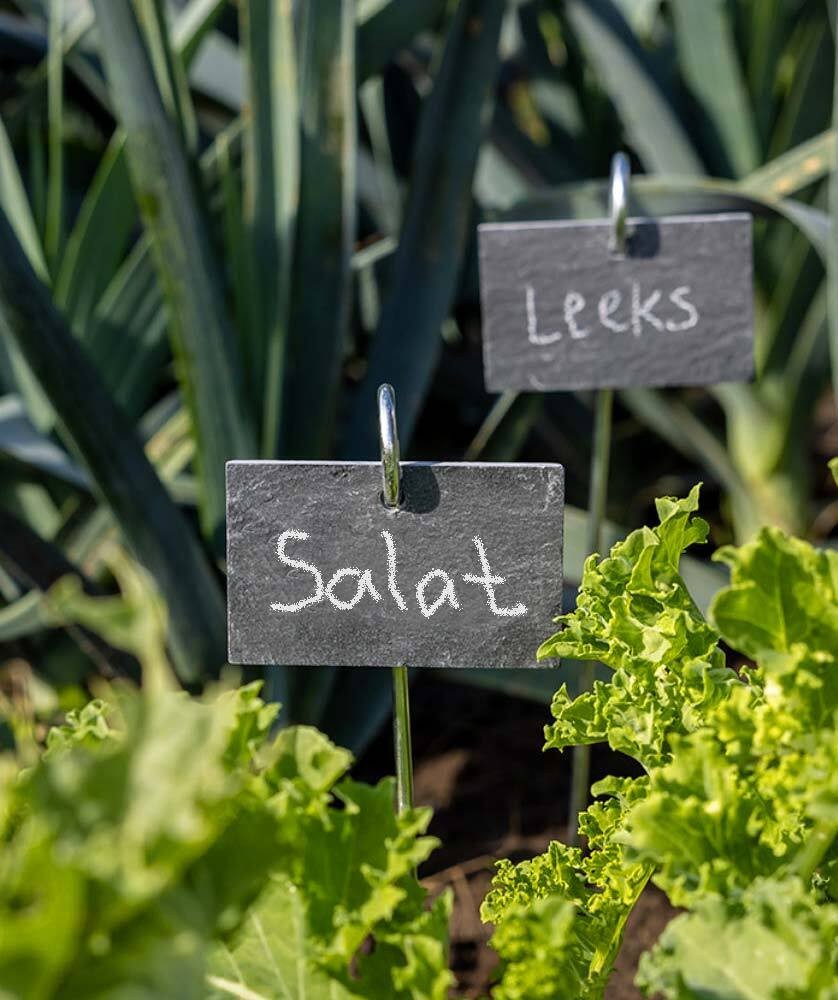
[392,664,414,815]
[568,388,613,846]
[342,0,506,458]
[241,0,299,459]
[791,820,837,883]
[91,0,256,547]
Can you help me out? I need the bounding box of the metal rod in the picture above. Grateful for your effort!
[568,387,613,845]
[566,151,626,843]
[392,664,414,813]
[377,383,414,814]
[585,389,613,570]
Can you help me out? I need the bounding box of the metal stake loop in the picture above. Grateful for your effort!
[608,151,631,257]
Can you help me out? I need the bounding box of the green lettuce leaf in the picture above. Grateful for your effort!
[0,683,451,1000]
[211,758,452,1000]
[637,876,838,1000]
[541,486,736,769]
[489,480,838,999]
[482,777,652,1000]
[209,868,452,1000]
[711,526,838,660]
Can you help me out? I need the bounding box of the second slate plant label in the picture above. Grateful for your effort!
[227,461,564,668]
[478,213,754,390]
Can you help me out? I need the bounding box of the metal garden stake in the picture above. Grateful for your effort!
[477,147,753,848]
[378,383,414,814]
[566,154,626,845]
[227,404,563,819]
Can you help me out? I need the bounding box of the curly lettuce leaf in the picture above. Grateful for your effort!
[621,676,838,905]
[491,482,838,999]
[483,778,651,999]
[0,683,451,1000]
[637,876,838,999]
[485,895,583,1000]
[540,486,737,769]
[616,522,838,909]
[216,761,452,1000]
[711,526,838,660]
[539,486,712,668]
[619,721,781,906]
[42,698,115,756]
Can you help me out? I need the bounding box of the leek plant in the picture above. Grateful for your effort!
[0,0,833,750]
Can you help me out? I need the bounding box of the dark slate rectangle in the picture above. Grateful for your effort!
[478,214,753,391]
[226,461,564,668]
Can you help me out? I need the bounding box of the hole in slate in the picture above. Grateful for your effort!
[379,489,403,511]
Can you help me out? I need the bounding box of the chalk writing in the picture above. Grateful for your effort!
[463,536,528,617]
[526,284,561,345]
[526,283,699,345]
[416,569,460,618]
[270,529,528,619]
[382,529,408,611]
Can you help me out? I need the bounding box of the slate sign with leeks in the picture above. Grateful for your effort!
[226,461,564,668]
[477,214,754,391]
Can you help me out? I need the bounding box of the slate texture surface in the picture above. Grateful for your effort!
[478,213,753,390]
[227,461,564,668]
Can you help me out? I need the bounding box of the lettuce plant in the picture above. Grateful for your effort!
[0,683,452,1000]
[0,552,453,999]
[483,484,838,999]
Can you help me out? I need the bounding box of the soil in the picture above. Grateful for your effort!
[356,676,677,999]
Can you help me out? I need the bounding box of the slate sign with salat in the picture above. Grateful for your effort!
[478,213,753,391]
[226,461,564,668]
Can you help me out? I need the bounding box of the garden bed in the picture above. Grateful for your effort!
[357,676,677,998]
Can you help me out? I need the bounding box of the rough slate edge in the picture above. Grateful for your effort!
[476,212,755,392]
[480,211,751,232]
[224,460,565,670]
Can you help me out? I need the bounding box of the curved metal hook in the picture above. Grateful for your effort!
[608,152,631,257]
[378,383,401,507]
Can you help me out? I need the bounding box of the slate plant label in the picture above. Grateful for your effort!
[478,213,754,391]
[226,461,564,668]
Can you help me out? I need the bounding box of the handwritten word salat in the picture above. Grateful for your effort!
[525,282,699,345]
[271,529,528,619]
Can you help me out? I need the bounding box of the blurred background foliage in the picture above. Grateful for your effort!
[0,0,835,753]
